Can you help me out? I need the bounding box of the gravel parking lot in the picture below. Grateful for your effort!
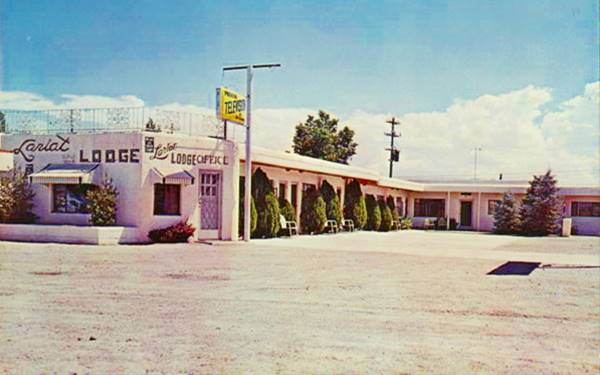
[0,231,598,374]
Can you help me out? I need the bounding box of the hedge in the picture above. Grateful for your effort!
[256,192,280,238]
[344,179,367,229]
[320,180,342,224]
[365,194,381,231]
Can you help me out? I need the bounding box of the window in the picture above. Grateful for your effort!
[414,199,445,217]
[571,202,600,217]
[396,197,404,217]
[291,184,298,211]
[52,184,93,214]
[154,184,181,215]
[302,183,316,192]
[279,182,286,202]
[488,200,501,215]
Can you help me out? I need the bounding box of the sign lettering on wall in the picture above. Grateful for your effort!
[13,135,70,162]
[79,149,140,163]
[150,142,229,166]
[216,87,245,125]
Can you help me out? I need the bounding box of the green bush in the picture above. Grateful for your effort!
[279,198,295,221]
[380,203,393,232]
[386,196,399,222]
[344,179,367,229]
[520,170,561,236]
[493,193,521,235]
[301,186,327,234]
[256,192,280,238]
[86,176,118,226]
[400,217,412,230]
[238,177,257,237]
[320,180,342,224]
[365,194,381,231]
[251,168,274,205]
[0,169,37,224]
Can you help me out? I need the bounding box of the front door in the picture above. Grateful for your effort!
[460,201,473,227]
[199,171,222,239]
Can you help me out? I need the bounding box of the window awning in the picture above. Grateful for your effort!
[29,164,101,185]
[150,168,195,185]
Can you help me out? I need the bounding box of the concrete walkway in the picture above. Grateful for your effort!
[250,230,600,267]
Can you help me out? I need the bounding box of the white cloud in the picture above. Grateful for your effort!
[1,82,598,186]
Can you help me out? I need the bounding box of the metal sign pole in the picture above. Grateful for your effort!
[243,66,253,241]
[222,63,280,242]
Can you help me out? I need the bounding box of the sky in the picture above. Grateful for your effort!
[0,0,599,184]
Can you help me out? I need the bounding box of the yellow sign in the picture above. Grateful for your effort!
[216,87,246,125]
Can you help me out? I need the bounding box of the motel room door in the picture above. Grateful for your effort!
[198,170,222,239]
[460,201,473,228]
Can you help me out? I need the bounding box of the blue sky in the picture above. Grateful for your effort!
[1,0,598,114]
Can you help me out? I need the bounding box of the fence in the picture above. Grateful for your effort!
[0,107,224,138]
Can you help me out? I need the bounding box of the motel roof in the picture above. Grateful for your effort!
[240,144,600,195]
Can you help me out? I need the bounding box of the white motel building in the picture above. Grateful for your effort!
[0,107,598,244]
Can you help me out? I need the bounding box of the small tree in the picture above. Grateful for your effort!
[239,177,258,237]
[493,193,521,234]
[256,192,280,238]
[251,168,274,205]
[320,180,342,224]
[520,170,561,236]
[279,198,295,221]
[386,196,399,222]
[300,186,327,234]
[365,194,381,231]
[344,179,367,229]
[0,169,37,223]
[379,198,392,231]
[86,176,118,226]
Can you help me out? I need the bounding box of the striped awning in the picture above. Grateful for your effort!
[150,168,195,185]
[29,164,101,185]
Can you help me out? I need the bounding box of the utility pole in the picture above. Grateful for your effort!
[384,117,400,178]
[222,63,281,241]
[473,147,482,181]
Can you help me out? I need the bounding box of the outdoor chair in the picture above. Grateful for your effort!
[279,214,298,236]
[325,219,339,234]
[436,217,447,230]
[341,219,355,232]
[423,218,435,230]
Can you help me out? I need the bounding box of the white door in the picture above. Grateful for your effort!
[198,171,222,239]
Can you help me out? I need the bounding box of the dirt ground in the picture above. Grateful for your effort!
[0,231,598,374]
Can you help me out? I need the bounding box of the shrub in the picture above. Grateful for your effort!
[251,168,274,205]
[238,177,257,237]
[300,186,327,234]
[493,193,521,234]
[320,180,342,224]
[0,169,37,224]
[148,221,195,243]
[344,179,367,229]
[400,217,412,230]
[520,170,561,236]
[365,194,381,231]
[256,192,280,238]
[379,198,393,232]
[386,196,399,222]
[279,198,295,221]
[86,176,118,226]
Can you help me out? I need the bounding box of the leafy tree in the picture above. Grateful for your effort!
[238,177,257,237]
[0,169,37,223]
[365,194,381,231]
[256,192,280,238]
[344,179,367,229]
[0,111,6,133]
[386,196,399,222]
[320,180,342,224]
[300,186,327,234]
[493,193,521,234]
[86,176,118,225]
[520,170,561,236]
[292,110,358,164]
